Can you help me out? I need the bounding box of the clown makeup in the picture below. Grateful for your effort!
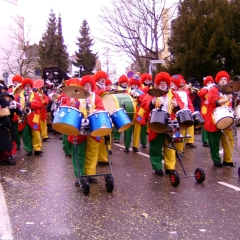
[84,83,92,93]
[24,84,32,93]
[96,78,106,89]
[121,82,128,88]
[219,77,228,86]
[170,82,177,90]
[144,79,151,85]
[131,84,138,90]
[158,81,168,91]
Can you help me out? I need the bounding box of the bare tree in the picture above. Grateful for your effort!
[98,0,179,72]
[0,16,39,78]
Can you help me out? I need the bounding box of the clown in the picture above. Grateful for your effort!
[204,71,235,167]
[14,78,43,156]
[197,76,215,147]
[141,72,184,175]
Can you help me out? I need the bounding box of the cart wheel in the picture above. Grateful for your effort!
[170,171,180,187]
[82,177,90,195]
[195,168,205,183]
[105,174,114,193]
[238,167,240,178]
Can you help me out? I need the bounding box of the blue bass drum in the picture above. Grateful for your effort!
[111,108,132,132]
[52,106,83,135]
[88,111,112,137]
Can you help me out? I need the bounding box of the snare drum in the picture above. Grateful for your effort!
[213,106,234,130]
[176,109,194,129]
[110,108,132,132]
[52,106,83,135]
[149,109,169,133]
[192,111,205,128]
[88,111,112,137]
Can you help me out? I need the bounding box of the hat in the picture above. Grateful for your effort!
[141,73,152,83]
[80,75,95,89]
[118,75,129,84]
[203,76,214,86]
[215,71,230,83]
[0,92,14,100]
[65,78,81,87]
[94,70,108,82]
[129,74,142,87]
[0,97,10,108]
[155,72,171,87]
[171,76,181,88]
[12,75,23,83]
[22,78,33,88]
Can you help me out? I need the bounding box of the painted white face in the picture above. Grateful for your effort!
[158,81,168,91]
[84,83,92,93]
[170,82,177,90]
[121,82,128,88]
[24,84,32,93]
[144,79,152,85]
[206,81,212,86]
[96,78,106,89]
[219,77,228,86]
[131,84,138,90]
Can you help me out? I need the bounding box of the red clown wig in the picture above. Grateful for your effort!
[12,75,23,83]
[105,79,112,86]
[22,78,33,88]
[171,76,181,88]
[94,70,108,82]
[215,71,230,83]
[140,73,152,83]
[80,75,95,89]
[203,76,214,86]
[155,72,171,87]
[129,74,141,87]
[118,75,129,85]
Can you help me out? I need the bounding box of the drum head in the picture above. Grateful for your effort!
[101,93,136,122]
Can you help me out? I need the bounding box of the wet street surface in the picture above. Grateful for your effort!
[0,131,240,240]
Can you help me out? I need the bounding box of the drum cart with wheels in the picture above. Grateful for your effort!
[165,121,206,187]
[74,132,114,195]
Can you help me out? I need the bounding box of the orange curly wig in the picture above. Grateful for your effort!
[80,75,95,88]
[215,71,229,83]
[155,72,171,87]
[94,70,108,82]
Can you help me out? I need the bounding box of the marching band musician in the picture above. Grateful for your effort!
[124,74,145,153]
[197,76,215,147]
[171,75,195,153]
[33,85,50,142]
[71,75,106,185]
[94,70,112,163]
[8,75,23,150]
[173,75,197,148]
[58,80,77,157]
[14,78,44,156]
[205,71,235,167]
[141,72,184,175]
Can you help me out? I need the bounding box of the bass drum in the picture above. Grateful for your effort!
[213,106,234,130]
[101,93,136,123]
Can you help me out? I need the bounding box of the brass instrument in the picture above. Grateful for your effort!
[181,84,199,93]
[19,93,31,123]
[13,83,22,95]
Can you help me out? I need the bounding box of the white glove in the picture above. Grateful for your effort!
[9,101,17,109]
[206,83,215,90]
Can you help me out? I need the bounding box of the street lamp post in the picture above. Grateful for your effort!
[79,65,83,78]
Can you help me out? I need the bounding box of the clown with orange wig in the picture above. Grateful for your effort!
[141,72,184,175]
[14,78,44,156]
[204,71,235,167]
[197,76,215,147]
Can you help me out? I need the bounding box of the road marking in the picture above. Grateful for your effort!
[218,181,240,191]
[114,143,150,158]
[0,183,13,240]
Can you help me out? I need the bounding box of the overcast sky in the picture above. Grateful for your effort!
[18,0,178,75]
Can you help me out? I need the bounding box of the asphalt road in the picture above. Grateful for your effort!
[0,130,240,240]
